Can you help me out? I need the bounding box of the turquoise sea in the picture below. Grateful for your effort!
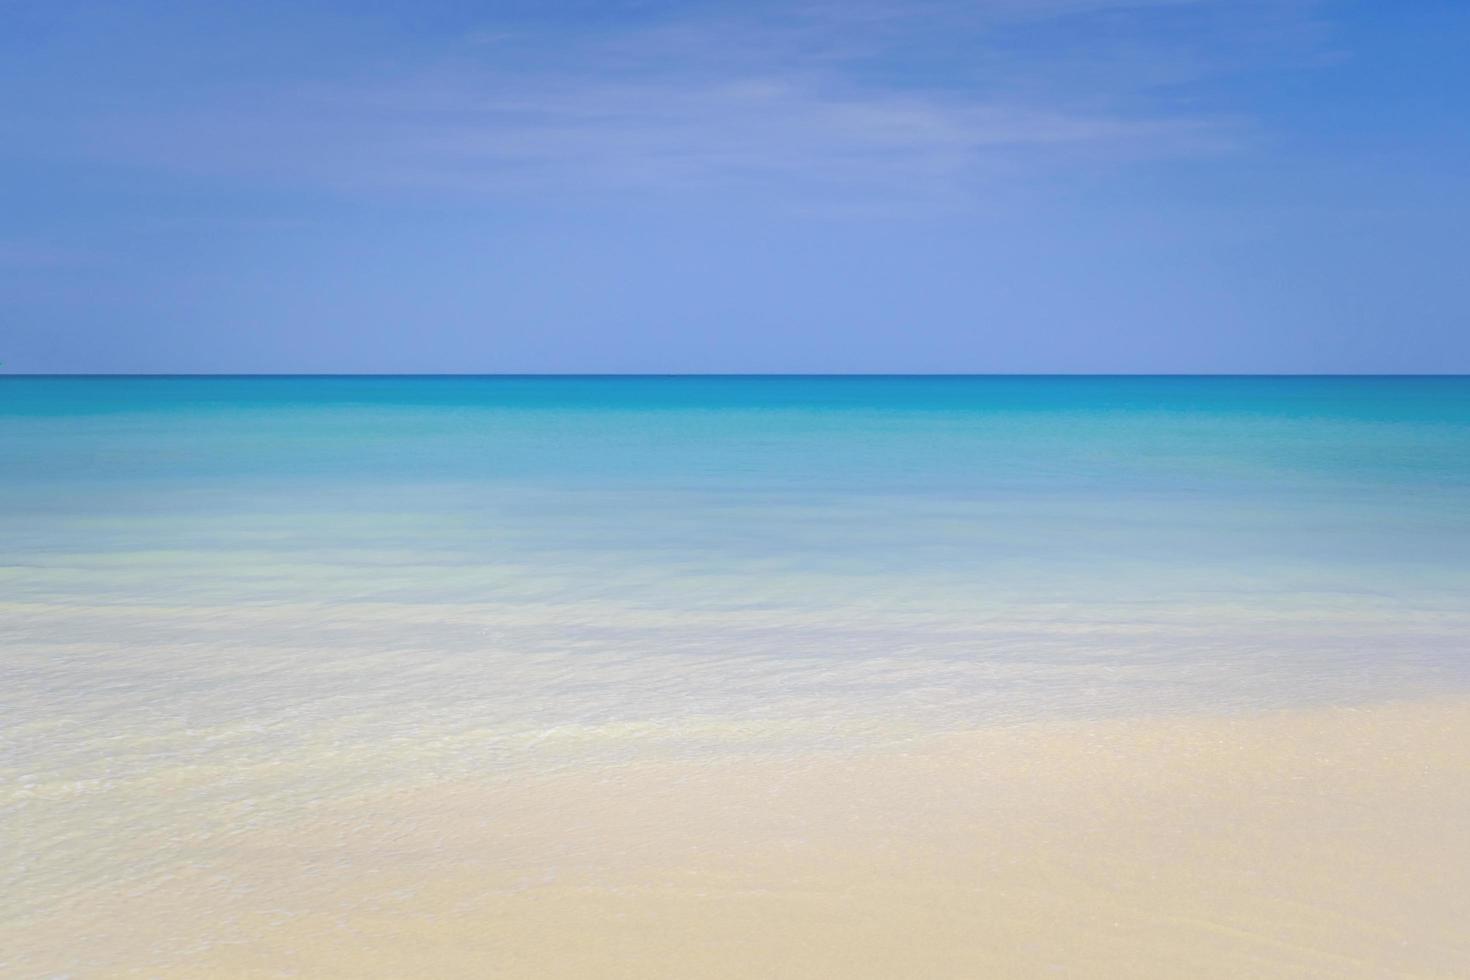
[4,376,1470,959]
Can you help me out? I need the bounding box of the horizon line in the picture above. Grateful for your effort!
[2,373,1468,380]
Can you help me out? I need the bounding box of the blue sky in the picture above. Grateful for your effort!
[2,0,1467,373]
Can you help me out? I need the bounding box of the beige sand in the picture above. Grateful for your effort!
[17,697,1470,978]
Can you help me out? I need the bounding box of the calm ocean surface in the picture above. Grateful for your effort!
[4,376,1470,933]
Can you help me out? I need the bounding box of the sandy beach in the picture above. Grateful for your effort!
[10,695,1466,978]
[8,0,1470,964]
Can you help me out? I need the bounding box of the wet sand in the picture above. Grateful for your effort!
[13,696,1470,978]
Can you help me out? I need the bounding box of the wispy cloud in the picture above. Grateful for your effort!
[0,240,94,272]
[53,0,1320,207]
[96,77,1233,202]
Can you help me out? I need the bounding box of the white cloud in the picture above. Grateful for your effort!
[0,241,93,271]
[69,0,1318,206]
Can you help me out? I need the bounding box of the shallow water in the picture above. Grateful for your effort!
[4,376,1469,973]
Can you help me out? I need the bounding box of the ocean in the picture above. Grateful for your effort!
[5,375,1470,975]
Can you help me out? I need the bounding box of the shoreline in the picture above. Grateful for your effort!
[13,694,1470,978]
